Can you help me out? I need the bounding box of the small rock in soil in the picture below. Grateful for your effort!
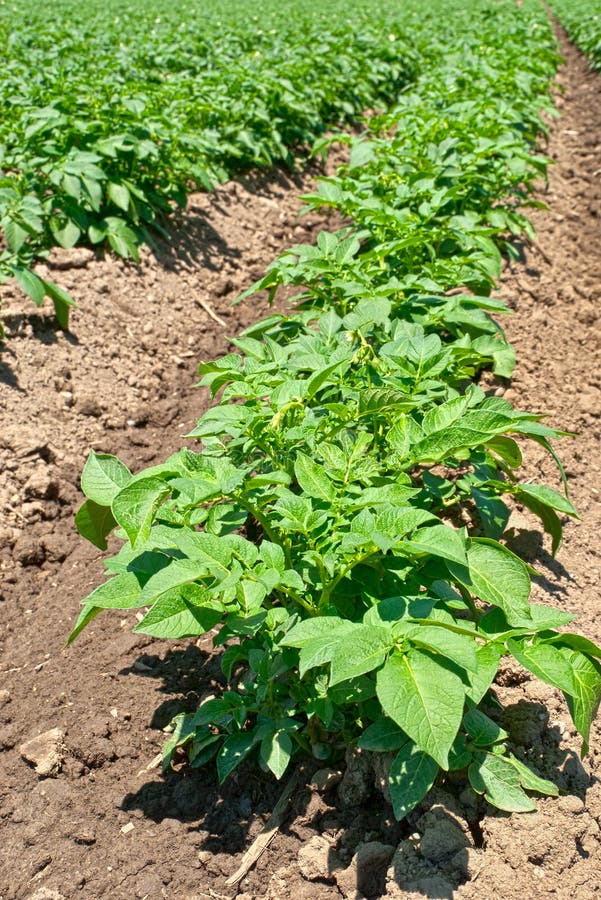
[13,533,46,566]
[78,396,104,417]
[24,466,59,500]
[0,725,17,750]
[297,834,335,881]
[48,247,95,270]
[310,767,343,793]
[42,533,69,563]
[0,689,11,706]
[25,889,65,900]
[77,736,117,769]
[338,748,373,807]
[335,841,395,899]
[19,728,65,777]
[419,814,471,864]
[72,829,96,845]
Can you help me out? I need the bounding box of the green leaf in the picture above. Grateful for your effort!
[358,718,408,752]
[5,219,29,252]
[108,181,131,211]
[67,571,144,644]
[552,633,601,660]
[507,639,576,696]
[139,558,216,605]
[509,756,559,797]
[388,741,439,821]
[79,572,145,610]
[465,643,502,703]
[329,625,392,685]
[329,675,376,705]
[42,279,77,329]
[455,539,531,624]
[478,604,574,638]
[471,487,510,541]
[401,524,468,568]
[306,359,348,398]
[282,616,356,648]
[376,649,465,768]
[74,499,116,550]
[112,476,171,547]
[13,268,45,306]
[403,623,478,673]
[51,219,81,248]
[468,753,536,812]
[134,586,222,638]
[463,708,507,746]
[372,506,437,551]
[515,490,564,556]
[486,436,523,468]
[260,730,293,779]
[294,452,335,501]
[177,531,234,574]
[81,450,132,506]
[217,732,257,783]
[516,484,578,518]
[564,651,601,752]
[66,604,102,645]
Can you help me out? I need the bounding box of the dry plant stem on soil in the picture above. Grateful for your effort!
[225,770,300,886]
[0,15,600,900]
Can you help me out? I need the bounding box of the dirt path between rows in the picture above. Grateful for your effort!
[0,26,600,900]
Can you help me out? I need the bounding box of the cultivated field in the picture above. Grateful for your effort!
[0,1,600,898]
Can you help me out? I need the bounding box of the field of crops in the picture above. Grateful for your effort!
[0,0,418,325]
[1,0,601,897]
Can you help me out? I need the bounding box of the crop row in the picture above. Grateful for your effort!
[71,0,601,819]
[551,0,601,69]
[0,0,419,329]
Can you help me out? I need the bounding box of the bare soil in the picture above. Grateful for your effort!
[0,29,600,900]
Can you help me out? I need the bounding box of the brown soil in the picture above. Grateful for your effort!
[0,28,600,900]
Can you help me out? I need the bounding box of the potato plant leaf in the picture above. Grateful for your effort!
[388,741,440,821]
[376,649,465,768]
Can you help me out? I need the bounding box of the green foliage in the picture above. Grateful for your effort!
[0,0,418,325]
[551,0,601,69]
[71,0,601,821]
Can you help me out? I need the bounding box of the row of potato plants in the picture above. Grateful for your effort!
[550,0,601,69]
[0,0,419,331]
[71,0,601,819]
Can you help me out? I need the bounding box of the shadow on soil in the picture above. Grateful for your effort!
[146,164,313,273]
[0,312,79,375]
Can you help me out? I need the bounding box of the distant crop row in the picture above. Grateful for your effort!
[72,0,601,819]
[551,0,601,68]
[0,0,419,329]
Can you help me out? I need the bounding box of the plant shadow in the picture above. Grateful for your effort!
[145,162,318,274]
[0,310,80,367]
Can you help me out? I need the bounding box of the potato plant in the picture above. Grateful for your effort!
[71,0,601,819]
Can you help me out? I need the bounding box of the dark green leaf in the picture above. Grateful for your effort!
[389,741,439,821]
